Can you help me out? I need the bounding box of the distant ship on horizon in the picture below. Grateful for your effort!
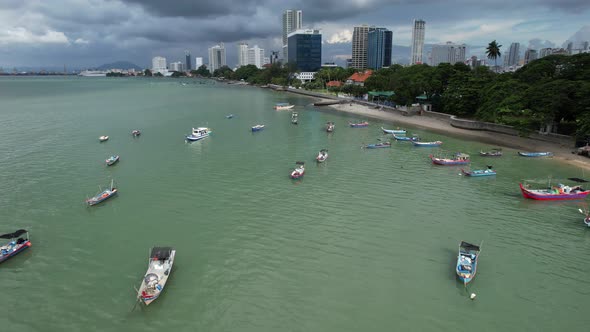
[78,70,107,77]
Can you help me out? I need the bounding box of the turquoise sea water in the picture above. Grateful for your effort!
[1,77,589,331]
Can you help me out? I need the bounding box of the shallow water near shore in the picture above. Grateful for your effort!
[1,77,589,331]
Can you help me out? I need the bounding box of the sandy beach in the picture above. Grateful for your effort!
[321,100,590,172]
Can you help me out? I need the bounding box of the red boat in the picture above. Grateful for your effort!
[430,153,470,166]
[519,183,590,201]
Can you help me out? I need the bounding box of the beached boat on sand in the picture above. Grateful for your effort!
[136,247,176,306]
[316,149,328,162]
[0,229,31,265]
[456,241,481,285]
[381,127,407,135]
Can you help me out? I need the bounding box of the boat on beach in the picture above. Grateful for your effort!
[99,135,109,142]
[412,140,442,147]
[85,180,118,206]
[381,127,407,135]
[518,151,553,157]
[456,241,481,285]
[132,130,141,137]
[186,127,212,142]
[430,153,470,165]
[326,122,335,132]
[274,103,295,110]
[0,229,31,265]
[290,161,305,179]
[461,166,496,177]
[316,149,328,162]
[105,155,120,166]
[291,112,298,125]
[480,148,502,157]
[136,247,176,306]
[519,182,589,200]
[365,142,392,149]
[349,121,369,128]
[393,134,419,141]
[251,124,265,132]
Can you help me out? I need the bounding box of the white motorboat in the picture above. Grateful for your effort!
[137,247,176,306]
[316,149,328,162]
[186,127,212,141]
[99,135,109,142]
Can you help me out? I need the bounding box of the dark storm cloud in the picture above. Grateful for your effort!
[121,0,271,17]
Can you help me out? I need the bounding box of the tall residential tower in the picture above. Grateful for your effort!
[238,42,249,67]
[185,50,191,71]
[351,25,372,69]
[410,19,426,65]
[367,28,392,69]
[282,9,303,60]
[505,42,520,67]
[208,43,226,73]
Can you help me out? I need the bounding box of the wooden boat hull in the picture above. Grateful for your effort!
[0,240,31,264]
[456,242,480,285]
[430,155,469,165]
[461,169,496,177]
[412,141,442,147]
[138,248,175,306]
[518,152,553,157]
[519,183,590,200]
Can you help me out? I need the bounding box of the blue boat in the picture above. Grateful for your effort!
[105,155,120,166]
[381,127,407,135]
[461,166,496,177]
[393,134,419,141]
[86,180,118,206]
[0,229,31,265]
[518,151,553,157]
[456,241,481,285]
[251,124,265,132]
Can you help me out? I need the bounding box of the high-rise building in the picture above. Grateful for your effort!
[505,42,520,67]
[367,28,392,69]
[238,42,249,67]
[185,50,191,71]
[195,57,203,69]
[583,41,589,50]
[152,56,167,74]
[282,9,303,59]
[247,45,265,69]
[524,49,538,65]
[287,29,321,72]
[208,43,226,73]
[539,48,552,58]
[346,58,353,68]
[410,19,426,65]
[352,25,372,69]
[270,51,280,64]
[170,61,185,72]
[566,41,573,54]
[430,42,466,66]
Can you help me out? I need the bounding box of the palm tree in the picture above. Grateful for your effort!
[486,40,502,73]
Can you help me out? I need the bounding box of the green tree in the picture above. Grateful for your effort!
[233,65,260,81]
[144,69,152,77]
[213,65,233,78]
[486,40,502,72]
[192,65,211,77]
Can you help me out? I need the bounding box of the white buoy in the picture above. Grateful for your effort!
[470,293,476,300]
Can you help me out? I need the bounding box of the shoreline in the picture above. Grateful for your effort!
[306,97,590,172]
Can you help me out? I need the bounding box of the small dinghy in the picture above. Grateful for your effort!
[226,114,234,119]
[518,151,553,157]
[412,140,442,147]
[105,155,120,166]
[251,124,265,132]
[365,142,392,149]
[349,121,369,128]
[99,135,109,142]
[479,148,502,157]
[461,165,496,177]
[290,161,305,179]
[85,180,118,206]
[136,247,176,306]
[316,149,328,162]
[0,229,31,265]
[456,241,481,285]
[132,130,141,137]
[274,103,295,110]
[326,122,335,132]
[381,127,407,135]
[430,153,470,165]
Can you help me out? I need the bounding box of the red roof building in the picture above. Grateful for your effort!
[326,80,343,87]
[346,70,373,86]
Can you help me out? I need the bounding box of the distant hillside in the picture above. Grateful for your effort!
[96,61,142,70]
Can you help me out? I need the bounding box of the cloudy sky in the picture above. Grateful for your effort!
[0,0,589,70]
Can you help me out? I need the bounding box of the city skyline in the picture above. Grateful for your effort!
[0,1,589,68]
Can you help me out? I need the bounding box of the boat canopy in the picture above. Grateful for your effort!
[460,241,480,252]
[0,229,27,239]
[151,247,173,260]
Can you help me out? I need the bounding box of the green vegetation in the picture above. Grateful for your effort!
[486,40,502,72]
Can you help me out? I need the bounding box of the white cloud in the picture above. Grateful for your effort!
[74,38,90,44]
[0,27,69,44]
[325,29,353,44]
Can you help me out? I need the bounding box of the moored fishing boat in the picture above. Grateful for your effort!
[456,241,481,285]
[274,103,294,110]
[326,122,335,132]
[291,112,298,125]
[226,114,234,119]
[85,180,118,206]
[290,161,305,179]
[349,121,369,128]
[365,142,392,149]
[137,247,176,306]
[393,134,419,141]
[412,140,442,147]
[99,135,109,142]
[519,182,589,200]
[461,165,496,177]
[430,153,470,165]
[105,155,120,166]
[518,151,553,157]
[381,127,407,135]
[132,130,141,137]
[579,208,590,227]
[479,148,502,157]
[251,124,265,132]
[186,127,212,141]
[0,229,31,265]
[316,149,328,162]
